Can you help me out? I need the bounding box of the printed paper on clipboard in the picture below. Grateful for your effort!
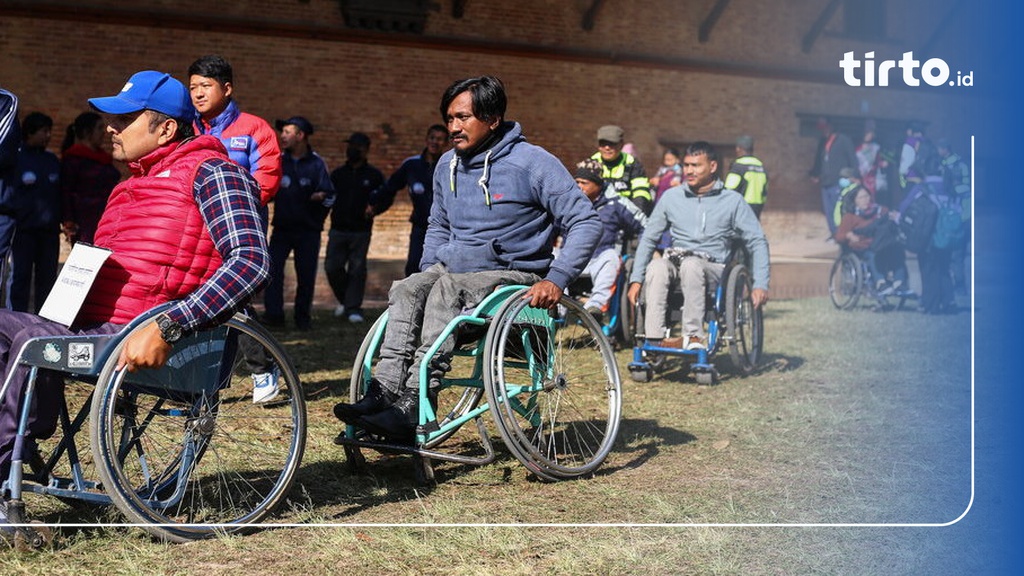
[38,243,112,326]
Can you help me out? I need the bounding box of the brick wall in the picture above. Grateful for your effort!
[1,0,980,257]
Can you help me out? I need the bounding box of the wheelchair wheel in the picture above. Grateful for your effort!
[483,290,622,481]
[89,315,306,543]
[725,264,763,374]
[829,253,863,310]
[349,313,483,449]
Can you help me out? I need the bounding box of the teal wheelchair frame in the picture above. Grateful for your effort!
[1,305,306,547]
[336,285,623,484]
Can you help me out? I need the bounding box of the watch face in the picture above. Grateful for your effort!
[158,315,183,343]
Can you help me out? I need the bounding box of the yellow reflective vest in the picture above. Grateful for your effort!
[590,151,652,207]
[724,155,768,206]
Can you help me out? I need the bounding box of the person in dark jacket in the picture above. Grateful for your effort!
[324,132,385,324]
[809,117,858,236]
[371,124,448,277]
[60,112,121,245]
[572,158,646,320]
[11,112,61,313]
[263,116,334,331]
[0,88,19,308]
[333,76,601,442]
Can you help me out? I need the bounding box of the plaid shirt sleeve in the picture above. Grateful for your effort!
[163,158,270,331]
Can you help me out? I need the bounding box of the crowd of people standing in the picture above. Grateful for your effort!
[813,116,972,312]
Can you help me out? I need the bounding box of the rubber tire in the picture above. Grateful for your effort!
[89,315,306,543]
[483,290,622,481]
[694,371,715,386]
[725,264,763,374]
[829,253,863,310]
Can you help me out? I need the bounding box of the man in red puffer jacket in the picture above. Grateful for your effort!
[0,70,269,492]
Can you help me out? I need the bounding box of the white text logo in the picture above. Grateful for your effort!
[840,51,973,87]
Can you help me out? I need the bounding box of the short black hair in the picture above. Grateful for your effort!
[148,111,195,141]
[427,123,448,136]
[439,76,507,124]
[188,55,233,86]
[22,111,53,137]
[684,141,720,165]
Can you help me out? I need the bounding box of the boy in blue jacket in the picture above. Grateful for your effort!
[572,158,646,321]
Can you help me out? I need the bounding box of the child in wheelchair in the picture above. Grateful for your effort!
[570,158,646,322]
[835,181,910,297]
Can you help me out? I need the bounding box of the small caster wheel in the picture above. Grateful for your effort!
[12,523,54,552]
[694,371,716,386]
[629,365,653,383]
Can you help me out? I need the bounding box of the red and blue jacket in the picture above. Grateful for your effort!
[196,100,281,206]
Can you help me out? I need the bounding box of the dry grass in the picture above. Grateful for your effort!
[3,297,990,574]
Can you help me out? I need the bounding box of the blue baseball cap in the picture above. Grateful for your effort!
[88,70,194,121]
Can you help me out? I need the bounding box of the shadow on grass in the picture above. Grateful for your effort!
[599,417,696,478]
[638,350,805,385]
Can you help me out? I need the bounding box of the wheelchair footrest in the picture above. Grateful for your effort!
[334,417,497,467]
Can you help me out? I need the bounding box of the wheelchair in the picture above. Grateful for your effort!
[1,304,306,547]
[627,249,763,386]
[829,247,916,311]
[335,285,623,484]
[566,254,633,346]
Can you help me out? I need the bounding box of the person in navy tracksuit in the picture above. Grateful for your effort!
[11,112,61,313]
[0,88,19,308]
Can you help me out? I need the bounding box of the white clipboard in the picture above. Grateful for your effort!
[38,242,112,326]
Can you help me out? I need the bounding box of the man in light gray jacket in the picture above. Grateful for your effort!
[628,141,769,350]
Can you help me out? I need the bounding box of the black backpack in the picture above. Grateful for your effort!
[898,188,938,254]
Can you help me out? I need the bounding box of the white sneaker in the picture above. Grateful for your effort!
[252,368,281,403]
[347,312,365,323]
[333,304,346,317]
[685,335,706,351]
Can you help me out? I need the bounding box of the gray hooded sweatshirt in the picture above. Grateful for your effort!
[423,121,601,289]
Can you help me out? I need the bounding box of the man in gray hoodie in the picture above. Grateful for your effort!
[334,76,601,441]
[627,141,769,351]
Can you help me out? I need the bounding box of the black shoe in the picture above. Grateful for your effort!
[356,388,419,442]
[333,379,398,424]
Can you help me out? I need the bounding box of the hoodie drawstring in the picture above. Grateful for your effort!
[478,150,493,207]
[449,150,494,207]
[449,155,458,196]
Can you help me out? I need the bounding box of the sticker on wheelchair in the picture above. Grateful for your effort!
[67,342,95,369]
